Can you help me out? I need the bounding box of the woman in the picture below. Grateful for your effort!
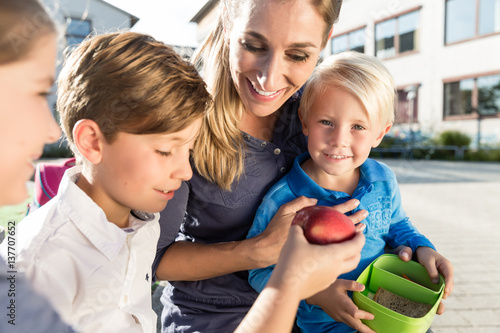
[154,0,375,332]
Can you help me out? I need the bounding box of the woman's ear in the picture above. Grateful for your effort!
[72,119,105,164]
[372,122,393,148]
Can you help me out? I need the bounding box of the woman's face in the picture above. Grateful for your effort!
[228,0,326,118]
[0,34,61,206]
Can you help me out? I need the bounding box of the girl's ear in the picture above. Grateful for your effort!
[372,122,393,148]
[72,119,105,164]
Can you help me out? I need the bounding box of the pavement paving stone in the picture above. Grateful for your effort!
[379,159,500,333]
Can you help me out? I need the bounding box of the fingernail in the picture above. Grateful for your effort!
[354,199,360,206]
[401,252,410,261]
[359,223,366,231]
[432,278,439,284]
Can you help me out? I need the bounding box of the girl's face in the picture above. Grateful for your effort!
[0,34,61,206]
[228,0,326,118]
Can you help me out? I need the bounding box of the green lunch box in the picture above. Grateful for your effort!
[353,254,445,333]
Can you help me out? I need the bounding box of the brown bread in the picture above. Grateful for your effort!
[373,287,432,318]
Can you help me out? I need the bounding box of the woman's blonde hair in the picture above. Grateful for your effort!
[300,51,395,127]
[0,0,56,64]
[192,0,343,190]
[57,32,211,158]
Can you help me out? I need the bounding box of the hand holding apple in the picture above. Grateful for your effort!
[292,205,356,245]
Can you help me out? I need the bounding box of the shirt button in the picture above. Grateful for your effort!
[260,142,267,146]
[274,148,281,155]
[243,134,250,140]
[280,167,286,173]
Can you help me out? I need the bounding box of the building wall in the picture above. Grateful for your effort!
[326,0,500,145]
[192,0,500,146]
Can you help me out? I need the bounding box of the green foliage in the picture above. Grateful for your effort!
[465,149,500,162]
[436,130,471,147]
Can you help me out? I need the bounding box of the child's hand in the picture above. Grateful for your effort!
[416,246,454,315]
[306,279,376,333]
[273,225,365,301]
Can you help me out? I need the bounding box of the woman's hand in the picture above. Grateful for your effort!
[306,279,375,333]
[272,226,366,300]
[250,198,368,268]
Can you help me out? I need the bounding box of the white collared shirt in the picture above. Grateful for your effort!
[14,166,160,333]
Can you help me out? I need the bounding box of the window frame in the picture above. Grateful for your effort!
[395,84,420,124]
[444,0,500,46]
[374,6,422,60]
[443,71,500,120]
[65,17,92,47]
[330,25,367,54]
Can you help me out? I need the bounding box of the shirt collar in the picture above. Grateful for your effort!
[56,166,156,261]
[287,153,387,200]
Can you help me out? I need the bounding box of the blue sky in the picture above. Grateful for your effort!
[105,0,208,47]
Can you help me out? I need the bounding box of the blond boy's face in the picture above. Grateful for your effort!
[0,34,61,206]
[91,118,202,221]
[301,86,391,187]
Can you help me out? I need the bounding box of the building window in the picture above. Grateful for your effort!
[375,10,420,59]
[331,28,365,54]
[395,87,419,124]
[445,0,500,44]
[66,18,91,47]
[444,73,500,118]
[478,74,500,115]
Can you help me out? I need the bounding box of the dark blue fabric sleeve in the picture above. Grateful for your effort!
[152,181,189,282]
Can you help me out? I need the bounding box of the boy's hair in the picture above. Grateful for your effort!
[0,0,56,64]
[300,51,395,127]
[57,31,211,157]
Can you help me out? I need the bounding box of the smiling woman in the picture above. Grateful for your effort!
[153,1,373,332]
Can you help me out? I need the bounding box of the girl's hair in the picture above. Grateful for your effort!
[0,0,56,64]
[192,0,343,190]
[300,51,396,127]
[57,32,211,158]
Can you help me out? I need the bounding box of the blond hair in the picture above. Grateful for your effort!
[300,51,395,127]
[192,0,343,190]
[0,0,56,64]
[57,32,211,158]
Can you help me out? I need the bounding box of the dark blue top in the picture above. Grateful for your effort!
[153,91,308,332]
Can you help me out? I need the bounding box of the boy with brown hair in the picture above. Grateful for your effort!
[15,31,210,332]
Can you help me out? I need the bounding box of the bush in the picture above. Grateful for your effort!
[465,149,500,162]
[436,130,471,147]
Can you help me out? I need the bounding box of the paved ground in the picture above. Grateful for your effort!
[378,159,500,333]
[153,159,500,332]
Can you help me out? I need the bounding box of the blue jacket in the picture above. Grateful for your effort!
[247,152,435,333]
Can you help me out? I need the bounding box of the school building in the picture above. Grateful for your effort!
[191,0,500,147]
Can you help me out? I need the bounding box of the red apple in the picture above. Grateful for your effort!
[292,205,356,244]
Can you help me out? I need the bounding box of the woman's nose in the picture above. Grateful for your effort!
[257,52,285,92]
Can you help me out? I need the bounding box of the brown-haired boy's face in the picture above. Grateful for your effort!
[88,118,202,224]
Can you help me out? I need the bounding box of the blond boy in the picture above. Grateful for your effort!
[248,52,453,332]
[15,32,210,332]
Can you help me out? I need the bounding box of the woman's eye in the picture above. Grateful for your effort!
[287,53,309,62]
[156,150,171,157]
[243,43,265,53]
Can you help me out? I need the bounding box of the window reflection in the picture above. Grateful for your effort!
[331,28,365,54]
[376,18,396,59]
